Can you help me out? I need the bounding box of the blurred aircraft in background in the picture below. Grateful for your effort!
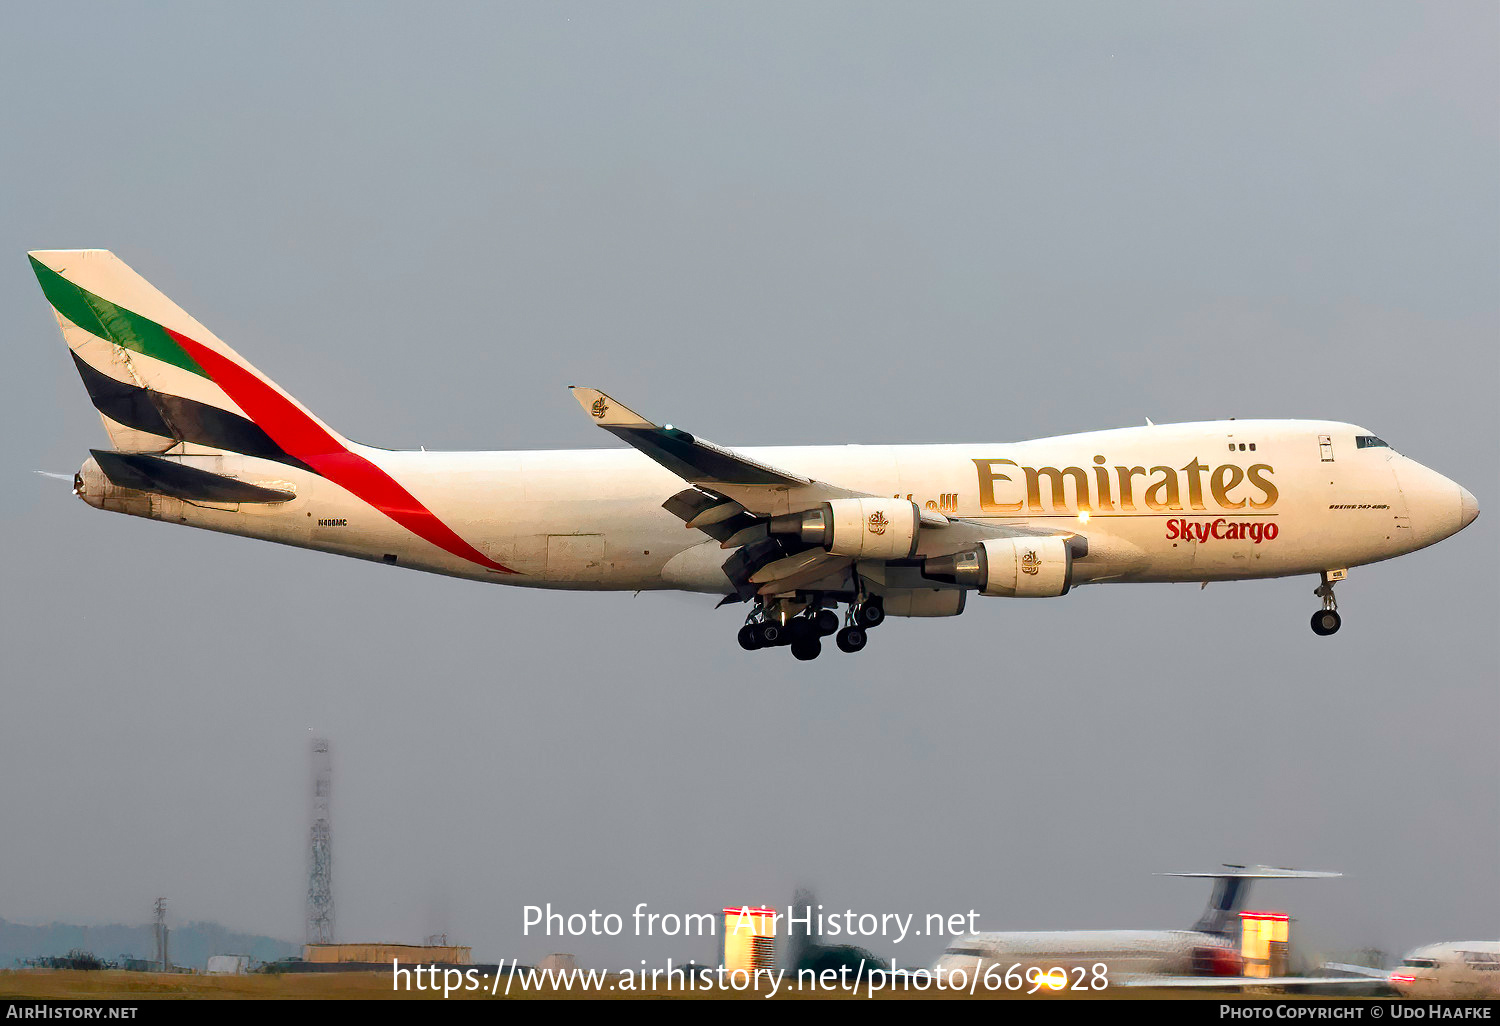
[934,866,1381,992]
[1329,941,1500,999]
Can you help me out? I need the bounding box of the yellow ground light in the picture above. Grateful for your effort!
[722,907,777,975]
[1240,912,1289,978]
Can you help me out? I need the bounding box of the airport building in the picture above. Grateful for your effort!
[270,941,498,974]
[303,942,473,965]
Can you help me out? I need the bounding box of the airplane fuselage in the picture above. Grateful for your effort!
[933,928,1240,981]
[76,418,1474,600]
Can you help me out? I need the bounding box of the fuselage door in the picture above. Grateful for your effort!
[1318,434,1334,462]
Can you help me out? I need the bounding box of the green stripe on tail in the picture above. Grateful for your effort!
[29,255,208,378]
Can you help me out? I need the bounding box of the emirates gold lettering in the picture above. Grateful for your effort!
[1024,465,1092,513]
[1181,458,1208,510]
[1246,465,1278,509]
[1091,456,1114,511]
[973,459,1024,513]
[1210,464,1246,509]
[1145,466,1181,510]
[1115,466,1148,511]
[974,456,1277,514]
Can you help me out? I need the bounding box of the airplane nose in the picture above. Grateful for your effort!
[1460,486,1480,529]
[1392,457,1471,547]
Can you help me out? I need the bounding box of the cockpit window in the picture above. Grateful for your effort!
[944,947,989,957]
[1355,435,1389,449]
[1401,958,1439,968]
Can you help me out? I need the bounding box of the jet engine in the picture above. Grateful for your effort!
[769,498,920,560]
[921,536,1072,597]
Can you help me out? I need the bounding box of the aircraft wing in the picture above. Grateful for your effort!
[570,387,1068,600]
[570,386,896,515]
[1321,962,1390,979]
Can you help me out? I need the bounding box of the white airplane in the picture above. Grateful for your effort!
[31,250,1480,659]
[931,866,1376,991]
[1328,941,1500,999]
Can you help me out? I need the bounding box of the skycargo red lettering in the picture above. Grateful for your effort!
[1166,519,1279,543]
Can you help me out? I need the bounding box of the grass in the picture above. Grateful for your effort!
[2,969,1351,1001]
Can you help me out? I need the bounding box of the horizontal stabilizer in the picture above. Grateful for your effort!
[91,450,295,504]
[1161,865,1341,938]
[1161,867,1342,880]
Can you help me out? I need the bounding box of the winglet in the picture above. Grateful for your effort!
[570,387,654,428]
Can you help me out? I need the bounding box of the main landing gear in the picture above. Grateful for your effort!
[1310,569,1344,636]
[835,626,868,654]
[738,597,884,660]
[835,596,882,654]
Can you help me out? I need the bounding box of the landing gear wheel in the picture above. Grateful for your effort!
[1310,609,1341,636]
[1311,570,1343,637]
[755,621,785,647]
[855,599,885,628]
[791,637,822,661]
[814,609,841,636]
[737,624,762,651]
[835,626,867,653]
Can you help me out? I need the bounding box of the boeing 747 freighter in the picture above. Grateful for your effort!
[31,250,1479,658]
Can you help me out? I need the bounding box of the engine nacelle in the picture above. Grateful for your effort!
[921,536,1072,597]
[770,498,919,560]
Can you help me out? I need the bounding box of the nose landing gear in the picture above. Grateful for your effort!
[1311,608,1341,636]
[1310,569,1345,636]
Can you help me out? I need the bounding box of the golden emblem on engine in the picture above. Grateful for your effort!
[591,397,609,419]
[867,510,888,535]
[1020,549,1041,575]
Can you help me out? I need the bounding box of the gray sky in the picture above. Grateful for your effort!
[2,1,1495,968]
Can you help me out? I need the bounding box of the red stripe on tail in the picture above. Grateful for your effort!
[164,328,518,574]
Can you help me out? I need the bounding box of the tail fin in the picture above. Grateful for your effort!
[29,249,344,472]
[32,249,521,575]
[1162,866,1341,938]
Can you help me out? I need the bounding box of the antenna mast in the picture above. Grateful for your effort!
[307,735,335,944]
